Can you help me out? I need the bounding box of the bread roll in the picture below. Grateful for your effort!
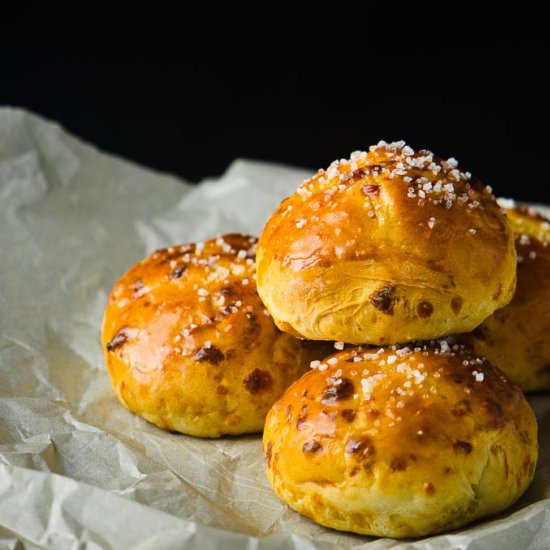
[461,203,550,391]
[256,141,516,344]
[263,342,537,538]
[102,234,330,437]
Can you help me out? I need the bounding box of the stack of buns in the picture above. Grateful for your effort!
[257,142,541,538]
[102,140,545,539]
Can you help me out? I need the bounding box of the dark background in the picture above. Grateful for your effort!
[3,9,549,203]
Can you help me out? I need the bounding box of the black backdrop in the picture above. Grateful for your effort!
[3,9,549,203]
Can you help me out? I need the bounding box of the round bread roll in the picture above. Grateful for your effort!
[263,342,538,538]
[460,203,550,391]
[102,234,330,438]
[256,141,516,344]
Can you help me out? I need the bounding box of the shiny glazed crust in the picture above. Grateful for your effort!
[263,343,538,538]
[461,205,550,391]
[102,234,330,437]
[256,142,517,344]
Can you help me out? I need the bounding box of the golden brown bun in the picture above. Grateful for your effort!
[263,343,537,538]
[460,203,550,392]
[102,234,331,438]
[257,142,516,344]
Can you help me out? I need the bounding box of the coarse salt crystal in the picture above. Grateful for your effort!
[232,264,245,275]
[361,374,385,395]
[334,341,345,350]
[327,357,338,365]
[497,197,516,209]
[443,183,455,193]
[449,169,461,180]
[446,157,458,168]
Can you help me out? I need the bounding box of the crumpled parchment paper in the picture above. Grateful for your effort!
[0,107,548,550]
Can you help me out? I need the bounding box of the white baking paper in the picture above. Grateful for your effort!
[0,107,548,550]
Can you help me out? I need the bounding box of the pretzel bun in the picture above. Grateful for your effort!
[256,141,516,344]
[263,343,537,538]
[102,234,330,438]
[461,203,550,391]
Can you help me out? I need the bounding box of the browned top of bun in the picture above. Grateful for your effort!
[105,233,260,367]
[261,142,505,272]
[500,200,550,244]
[268,343,528,466]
